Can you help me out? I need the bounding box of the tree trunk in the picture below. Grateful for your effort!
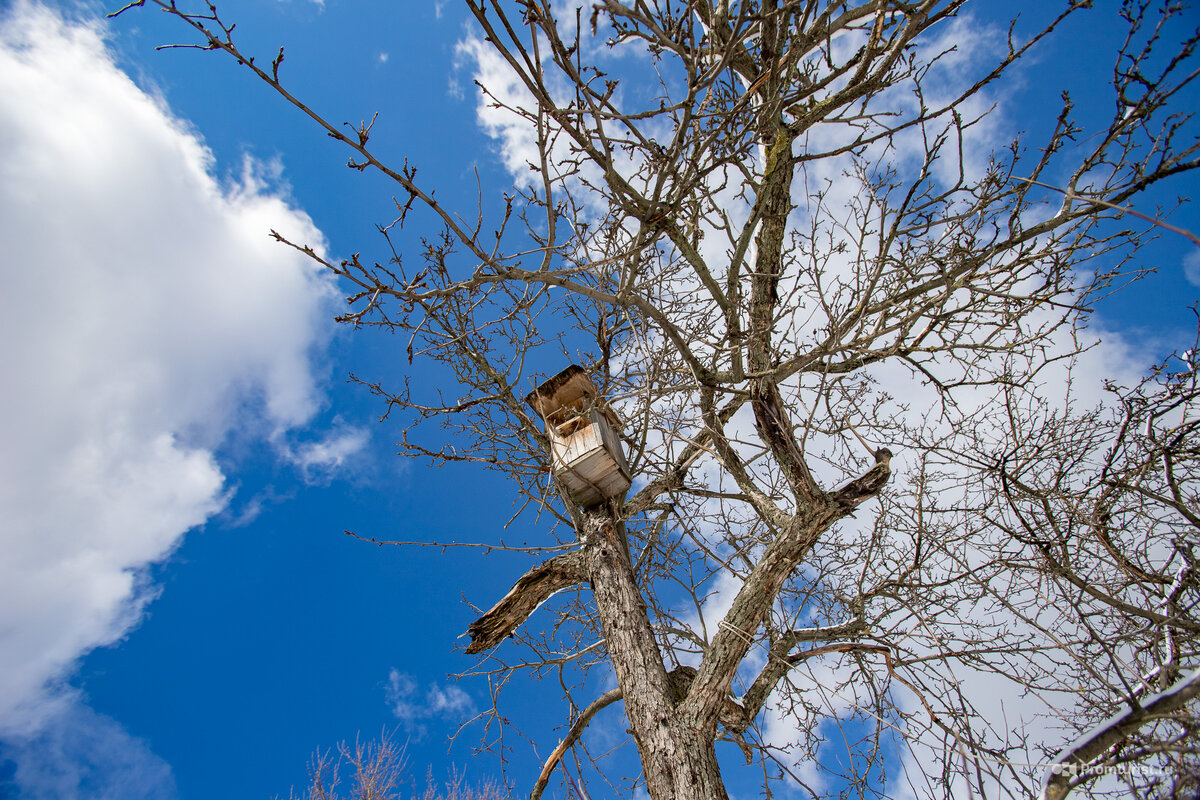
[582,508,729,800]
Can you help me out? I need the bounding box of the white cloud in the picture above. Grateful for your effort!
[280,421,370,482]
[224,483,294,529]
[455,36,542,177]
[0,699,177,800]
[0,0,336,764]
[1185,248,1200,286]
[384,669,475,739]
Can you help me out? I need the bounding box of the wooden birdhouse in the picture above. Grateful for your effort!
[526,365,632,508]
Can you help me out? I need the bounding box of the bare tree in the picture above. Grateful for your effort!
[289,729,508,800]
[976,332,1200,800]
[114,1,1200,798]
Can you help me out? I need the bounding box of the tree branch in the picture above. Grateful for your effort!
[1040,669,1200,800]
[465,550,587,653]
[530,687,623,800]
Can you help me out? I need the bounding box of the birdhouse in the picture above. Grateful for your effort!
[526,365,632,508]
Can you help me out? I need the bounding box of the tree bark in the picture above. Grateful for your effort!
[582,508,729,800]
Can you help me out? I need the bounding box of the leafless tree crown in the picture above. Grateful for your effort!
[116,0,1200,797]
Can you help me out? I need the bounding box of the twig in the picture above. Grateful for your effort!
[343,530,577,554]
[530,688,624,800]
[1014,176,1200,248]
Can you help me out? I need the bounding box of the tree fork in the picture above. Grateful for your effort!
[582,507,730,800]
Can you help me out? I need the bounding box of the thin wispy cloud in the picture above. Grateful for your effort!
[280,422,371,483]
[384,669,475,739]
[0,700,177,800]
[1185,249,1200,287]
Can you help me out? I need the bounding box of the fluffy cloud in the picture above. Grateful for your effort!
[0,0,341,755]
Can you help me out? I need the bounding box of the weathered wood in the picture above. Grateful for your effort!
[831,448,892,510]
[464,551,586,654]
[547,409,632,507]
[529,367,632,508]
[525,364,610,420]
[530,664,735,800]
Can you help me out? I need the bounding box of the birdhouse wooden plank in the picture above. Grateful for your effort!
[527,366,632,508]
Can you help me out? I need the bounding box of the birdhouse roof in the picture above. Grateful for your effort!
[525,365,598,416]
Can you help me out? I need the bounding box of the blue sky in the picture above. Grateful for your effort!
[0,2,535,797]
[0,1,1197,799]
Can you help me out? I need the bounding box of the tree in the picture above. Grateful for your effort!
[113,1,1200,797]
[984,338,1200,800]
[289,729,508,800]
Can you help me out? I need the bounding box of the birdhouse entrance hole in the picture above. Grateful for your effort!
[546,406,589,438]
